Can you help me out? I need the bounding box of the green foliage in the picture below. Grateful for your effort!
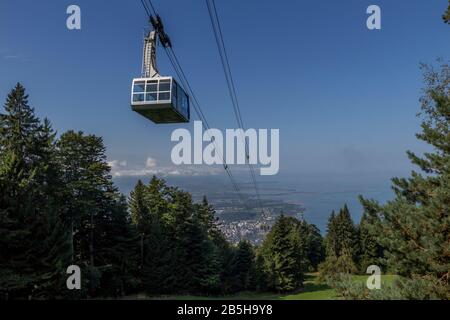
[321,205,359,276]
[257,215,314,292]
[129,180,149,235]
[332,274,368,300]
[360,61,450,299]
[335,247,358,275]
[318,249,357,285]
[0,83,71,299]
[332,274,404,300]
[229,241,257,292]
[0,83,349,299]
[319,204,378,283]
[0,84,140,299]
[128,177,229,295]
[444,1,450,24]
[357,211,384,273]
[393,275,448,300]
[57,131,139,297]
[303,223,325,271]
[97,195,140,297]
[325,205,358,260]
[5,64,449,300]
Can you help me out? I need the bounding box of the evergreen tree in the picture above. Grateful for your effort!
[209,227,235,294]
[195,196,219,233]
[132,176,226,295]
[0,84,70,299]
[258,215,305,292]
[130,180,149,233]
[253,253,269,292]
[97,195,139,297]
[324,211,338,257]
[357,212,383,273]
[444,1,450,24]
[325,205,358,261]
[195,196,233,294]
[0,84,240,298]
[57,131,137,297]
[129,177,173,293]
[230,241,256,292]
[303,223,325,271]
[180,215,221,294]
[129,180,149,268]
[141,219,173,294]
[360,61,450,299]
[337,205,359,260]
[168,189,219,293]
[320,206,359,281]
[35,207,72,298]
[146,176,171,223]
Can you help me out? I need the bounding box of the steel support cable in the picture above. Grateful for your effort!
[140,0,151,16]
[139,0,248,206]
[205,0,263,211]
[164,47,247,205]
[165,48,247,205]
[205,0,261,201]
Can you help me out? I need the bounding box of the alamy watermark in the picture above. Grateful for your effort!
[66,5,81,30]
[66,265,81,290]
[366,265,381,290]
[65,4,381,31]
[367,5,382,30]
[171,121,279,176]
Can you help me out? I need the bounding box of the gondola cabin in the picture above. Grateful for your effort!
[131,76,190,124]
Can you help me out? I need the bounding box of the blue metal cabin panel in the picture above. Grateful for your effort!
[171,79,190,121]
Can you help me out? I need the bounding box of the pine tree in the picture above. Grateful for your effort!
[33,206,72,298]
[129,177,172,293]
[360,61,450,299]
[336,205,359,260]
[303,223,325,271]
[325,211,338,257]
[325,206,358,260]
[134,176,227,295]
[146,175,171,223]
[181,215,221,294]
[142,218,173,294]
[209,227,235,294]
[97,195,139,297]
[0,83,40,154]
[320,206,359,281]
[130,180,149,232]
[195,196,218,233]
[129,180,149,268]
[0,84,70,299]
[443,1,450,24]
[357,212,383,273]
[253,253,269,292]
[57,130,134,297]
[230,241,256,292]
[167,189,219,293]
[258,215,305,292]
[1,84,240,298]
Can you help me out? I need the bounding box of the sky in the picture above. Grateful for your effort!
[1,0,449,186]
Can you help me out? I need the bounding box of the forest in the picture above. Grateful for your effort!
[0,82,322,298]
[0,59,449,300]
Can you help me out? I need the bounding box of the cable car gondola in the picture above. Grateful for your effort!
[131,17,190,124]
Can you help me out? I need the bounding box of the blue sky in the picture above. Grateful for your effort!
[1,0,449,182]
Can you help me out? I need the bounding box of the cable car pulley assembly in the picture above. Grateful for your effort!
[130,15,190,124]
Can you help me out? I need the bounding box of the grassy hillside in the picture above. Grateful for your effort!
[123,274,398,300]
